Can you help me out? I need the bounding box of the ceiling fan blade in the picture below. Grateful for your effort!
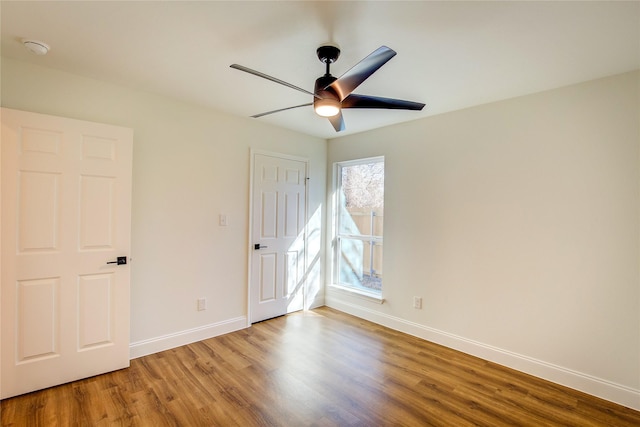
[251,103,313,118]
[328,111,345,132]
[327,46,397,101]
[342,94,425,111]
[230,64,319,98]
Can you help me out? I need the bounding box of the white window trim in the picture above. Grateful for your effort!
[331,156,385,298]
[328,283,385,304]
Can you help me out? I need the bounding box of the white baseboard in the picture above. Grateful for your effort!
[325,296,640,411]
[129,316,247,359]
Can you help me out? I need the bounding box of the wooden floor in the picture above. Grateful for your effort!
[1,307,639,426]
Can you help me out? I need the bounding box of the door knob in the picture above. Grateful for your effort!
[254,244,268,250]
[106,256,127,265]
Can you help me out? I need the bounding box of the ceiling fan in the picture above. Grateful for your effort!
[230,45,425,132]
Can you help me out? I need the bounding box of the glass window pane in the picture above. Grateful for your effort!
[335,157,384,295]
[338,163,384,236]
[365,241,383,278]
[339,237,363,286]
[339,238,382,293]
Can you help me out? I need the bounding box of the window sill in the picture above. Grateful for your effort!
[327,284,385,304]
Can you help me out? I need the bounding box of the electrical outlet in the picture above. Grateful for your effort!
[413,296,422,309]
[197,298,207,311]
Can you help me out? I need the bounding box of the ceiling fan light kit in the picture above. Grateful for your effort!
[230,44,425,132]
[314,98,341,117]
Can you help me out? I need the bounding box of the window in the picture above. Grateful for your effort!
[333,157,384,297]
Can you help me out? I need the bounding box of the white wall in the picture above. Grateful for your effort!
[1,57,327,356]
[326,71,640,409]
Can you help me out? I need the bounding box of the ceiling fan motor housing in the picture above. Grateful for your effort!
[314,74,340,117]
[315,74,338,99]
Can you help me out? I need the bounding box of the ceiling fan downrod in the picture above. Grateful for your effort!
[317,44,341,76]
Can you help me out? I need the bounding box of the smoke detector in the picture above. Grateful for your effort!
[22,40,50,56]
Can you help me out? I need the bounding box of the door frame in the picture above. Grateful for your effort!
[247,149,309,326]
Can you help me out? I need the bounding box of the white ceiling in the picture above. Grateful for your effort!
[2,1,639,139]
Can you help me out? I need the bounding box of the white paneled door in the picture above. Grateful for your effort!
[1,108,133,399]
[250,152,307,323]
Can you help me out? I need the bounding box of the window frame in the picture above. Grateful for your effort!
[330,156,385,302]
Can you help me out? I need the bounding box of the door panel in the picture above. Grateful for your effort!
[259,253,277,302]
[79,175,115,249]
[261,191,278,238]
[1,108,133,399]
[18,171,60,251]
[17,278,59,361]
[284,192,300,237]
[78,273,114,349]
[250,153,306,323]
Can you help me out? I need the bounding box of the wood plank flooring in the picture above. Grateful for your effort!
[1,307,639,426]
